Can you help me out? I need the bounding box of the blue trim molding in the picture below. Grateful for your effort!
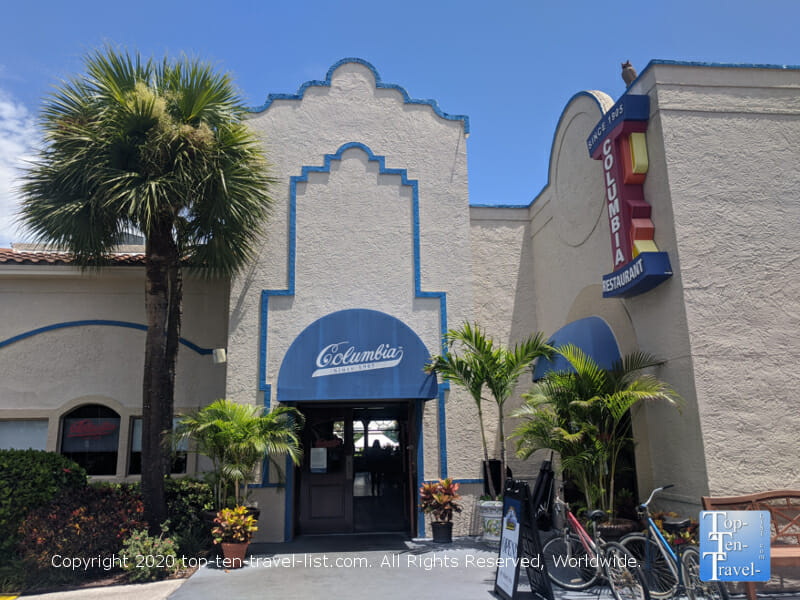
[416,398,425,538]
[248,58,469,135]
[259,142,449,407]
[257,143,452,538]
[0,320,213,355]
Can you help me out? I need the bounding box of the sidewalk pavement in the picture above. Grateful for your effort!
[17,580,183,600]
[165,535,638,600]
[15,536,797,600]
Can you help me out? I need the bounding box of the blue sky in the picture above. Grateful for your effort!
[1,0,798,245]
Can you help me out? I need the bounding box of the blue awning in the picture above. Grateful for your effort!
[277,309,438,402]
[533,316,622,380]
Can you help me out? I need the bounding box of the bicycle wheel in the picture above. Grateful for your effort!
[620,533,679,598]
[602,541,651,600]
[541,532,600,590]
[680,545,730,600]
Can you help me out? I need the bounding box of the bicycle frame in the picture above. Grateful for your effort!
[642,516,679,567]
[553,496,599,559]
[564,507,598,557]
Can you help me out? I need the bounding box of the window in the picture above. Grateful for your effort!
[0,420,48,450]
[128,417,188,475]
[60,405,120,475]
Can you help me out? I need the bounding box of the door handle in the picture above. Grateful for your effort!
[346,455,353,480]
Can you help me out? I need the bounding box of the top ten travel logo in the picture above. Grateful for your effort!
[700,510,770,581]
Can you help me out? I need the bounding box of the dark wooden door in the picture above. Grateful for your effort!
[297,407,354,534]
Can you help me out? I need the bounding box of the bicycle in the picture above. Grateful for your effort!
[619,485,730,600]
[542,493,651,600]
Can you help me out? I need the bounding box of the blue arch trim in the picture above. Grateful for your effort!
[247,57,470,135]
[533,316,622,380]
[258,142,451,497]
[0,320,212,355]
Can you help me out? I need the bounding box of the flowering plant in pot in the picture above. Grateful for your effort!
[211,506,258,568]
[419,478,462,543]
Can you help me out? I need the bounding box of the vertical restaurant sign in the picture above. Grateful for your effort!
[587,94,673,298]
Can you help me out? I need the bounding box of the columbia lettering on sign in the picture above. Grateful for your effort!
[588,94,673,298]
[312,341,404,378]
[276,308,438,402]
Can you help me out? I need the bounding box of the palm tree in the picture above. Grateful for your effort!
[19,47,273,526]
[425,323,494,495]
[426,323,552,498]
[175,399,304,509]
[512,344,681,515]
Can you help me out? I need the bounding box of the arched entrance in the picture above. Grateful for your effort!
[277,309,438,535]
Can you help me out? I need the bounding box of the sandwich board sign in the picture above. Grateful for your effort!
[494,478,554,600]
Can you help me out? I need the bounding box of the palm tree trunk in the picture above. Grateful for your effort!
[498,402,506,498]
[164,252,182,465]
[141,222,180,529]
[477,403,497,499]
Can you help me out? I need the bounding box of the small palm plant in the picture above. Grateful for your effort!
[512,344,681,516]
[175,399,304,509]
[426,323,552,498]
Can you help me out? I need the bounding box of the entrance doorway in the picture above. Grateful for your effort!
[296,402,416,536]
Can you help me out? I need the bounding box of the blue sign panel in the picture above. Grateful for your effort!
[700,510,771,582]
[277,309,438,402]
[602,252,672,298]
[586,94,650,156]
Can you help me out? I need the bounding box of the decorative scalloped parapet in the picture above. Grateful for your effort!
[248,57,470,134]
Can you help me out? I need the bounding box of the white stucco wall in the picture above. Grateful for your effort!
[0,265,229,476]
[226,60,478,539]
[630,64,800,495]
[469,63,800,514]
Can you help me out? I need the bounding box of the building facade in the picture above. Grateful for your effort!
[1,58,798,543]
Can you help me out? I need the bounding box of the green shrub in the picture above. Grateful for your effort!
[0,449,87,556]
[120,523,179,582]
[165,478,213,531]
[165,478,213,556]
[18,484,145,571]
[102,478,214,556]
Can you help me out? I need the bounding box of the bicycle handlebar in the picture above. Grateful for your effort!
[639,484,675,510]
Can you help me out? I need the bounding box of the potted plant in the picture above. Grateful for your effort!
[175,399,304,513]
[425,323,552,541]
[419,478,462,543]
[211,506,258,567]
[512,344,681,526]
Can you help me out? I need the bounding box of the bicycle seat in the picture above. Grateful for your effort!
[662,518,691,532]
[587,509,607,522]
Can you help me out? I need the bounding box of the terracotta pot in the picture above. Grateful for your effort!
[431,521,453,543]
[220,542,249,568]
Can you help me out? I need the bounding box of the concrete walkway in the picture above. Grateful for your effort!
[165,535,630,600]
[18,579,183,599]
[14,536,797,600]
